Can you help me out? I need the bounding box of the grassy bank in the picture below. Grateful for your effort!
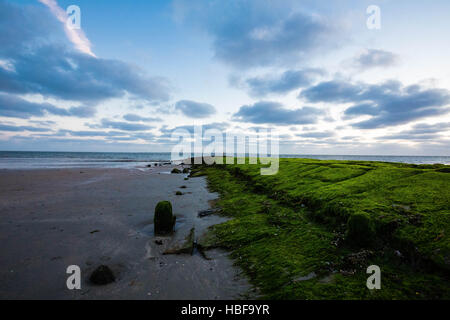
[193,158,449,299]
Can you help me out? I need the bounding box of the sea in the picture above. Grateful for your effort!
[0,151,449,169]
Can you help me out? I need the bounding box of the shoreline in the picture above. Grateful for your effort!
[0,152,449,171]
[0,165,253,299]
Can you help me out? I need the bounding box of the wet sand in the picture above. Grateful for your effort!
[0,165,253,299]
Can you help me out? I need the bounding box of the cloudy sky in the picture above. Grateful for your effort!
[1,0,449,155]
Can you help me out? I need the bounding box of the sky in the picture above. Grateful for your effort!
[0,0,449,155]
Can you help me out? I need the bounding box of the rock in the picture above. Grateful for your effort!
[175,191,183,196]
[180,185,187,189]
[154,201,176,235]
[394,250,403,258]
[182,168,190,173]
[184,177,189,180]
[164,228,195,255]
[343,249,374,270]
[171,168,181,174]
[89,265,115,285]
[198,208,221,217]
[155,240,163,245]
[293,272,317,282]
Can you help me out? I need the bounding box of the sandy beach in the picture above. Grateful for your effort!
[0,165,252,299]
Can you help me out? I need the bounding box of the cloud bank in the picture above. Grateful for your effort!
[175,100,216,118]
[301,80,450,128]
[233,101,324,125]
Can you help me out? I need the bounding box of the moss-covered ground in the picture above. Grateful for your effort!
[193,158,449,299]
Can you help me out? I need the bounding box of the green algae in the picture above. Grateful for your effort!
[194,158,450,299]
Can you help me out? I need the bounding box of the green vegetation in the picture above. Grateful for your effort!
[194,158,450,299]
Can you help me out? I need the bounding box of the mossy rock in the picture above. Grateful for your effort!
[154,201,176,235]
[346,214,376,247]
[176,191,183,195]
[182,168,190,173]
[171,168,181,174]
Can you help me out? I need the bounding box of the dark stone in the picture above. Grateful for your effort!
[154,201,176,235]
[163,228,195,255]
[171,168,181,174]
[175,191,183,196]
[89,265,115,285]
[155,240,163,245]
[342,250,374,270]
[182,168,190,173]
[180,185,187,189]
[198,208,221,217]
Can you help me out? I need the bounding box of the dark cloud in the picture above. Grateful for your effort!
[132,132,156,141]
[300,80,365,103]
[296,131,334,138]
[98,119,154,131]
[408,122,450,134]
[241,69,324,96]
[353,49,399,69]
[0,93,95,119]
[301,80,450,128]
[0,1,171,105]
[377,122,450,141]
[343,103,379,118]
[175,100,216,118]
[58,130,129,137]
[378,133,440,141]
[159,122,229,137]
[29,120,56,126]
[0,123,50,132]
[232,101,324,125]
[177,1,335,68]
[123,114,162,122]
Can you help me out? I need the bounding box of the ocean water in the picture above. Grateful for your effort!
[0,151,174,169]
[0,151,449,169]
